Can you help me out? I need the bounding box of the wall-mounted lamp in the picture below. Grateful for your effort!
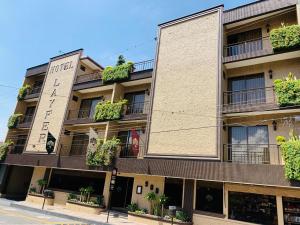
[112,167,118,176]
[272,120,277,131]
[269,70,273,79]
[146,89,150,96]
[266,24,270,33]
[223,122,227,131]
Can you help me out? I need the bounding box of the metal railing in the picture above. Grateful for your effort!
[30,85,42,94]
[223,144,281,164]
[119,144,145,158]
[75,72,102,84]
[10,144,26,154]
[125,101,150,115]
[133,59,154,72]
[66,109,94,121]
[224,37,272,57]
[17,115,34,127]
[223,87,277,112]
[74,60,154,84]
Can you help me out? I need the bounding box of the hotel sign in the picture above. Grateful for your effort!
[25,52,81,153]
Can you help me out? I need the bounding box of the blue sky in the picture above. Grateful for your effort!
[0,0,254,141]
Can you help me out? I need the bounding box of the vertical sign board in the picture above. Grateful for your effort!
[25,52,81,153]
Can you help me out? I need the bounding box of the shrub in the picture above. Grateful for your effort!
[116,55,126,66]
[278,133,300,181]
[37,179,47,193]
[7,114,23,129]
[93,100,127,122]
[274,73,300,107]
[102,61,134,83]
[128,203,139,212]
[86,137,121,166]
[29,187,37,194]
[68,193,77,200]
[43,189,54,198]
[175,211,190,222]
[0,140,13,161]
[95,195,104,206]
[17,84,31,101]
[270,24,300,51]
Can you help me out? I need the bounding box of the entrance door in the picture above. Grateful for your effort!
[111,176,134,209]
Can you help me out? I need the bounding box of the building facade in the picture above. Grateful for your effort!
[1,0,300,224]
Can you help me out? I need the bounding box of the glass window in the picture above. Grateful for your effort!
[229,192,277,225]
[24,106,36,123]
[70,133,89,155]
[164,178,183,208]
[78,97,102,119]
[13,135,28,154]
[228,74,265,105]
[228,125,269,163]
[118,130,142,157]
[48,169,105,194]
[283,197,300,225]
[124,91,145,114]
[195,181,223,214]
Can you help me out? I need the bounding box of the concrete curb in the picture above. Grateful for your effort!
[10,202,106,225]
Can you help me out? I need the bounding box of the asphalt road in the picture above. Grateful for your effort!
[0,198,84,225]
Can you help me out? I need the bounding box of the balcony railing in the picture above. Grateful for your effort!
[125,101,150,115]
[75,72,102,84]
[17,115,34,128]
[223,37,273,62]
[24,85,42,99]
[223,87,277,113]
[223,144,281,164]
[119,143,145,158]
[74,60,154,84]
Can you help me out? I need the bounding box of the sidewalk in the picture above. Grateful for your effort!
[11,201,145,225]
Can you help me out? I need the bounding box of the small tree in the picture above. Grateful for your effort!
[116,55,126,66]
[79,187,86,202]
[145,192,157,215]
[85,186,94,202]
[37,179,47,194]
[158,194,168,217]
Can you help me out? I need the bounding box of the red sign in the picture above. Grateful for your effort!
[131,129,139,156]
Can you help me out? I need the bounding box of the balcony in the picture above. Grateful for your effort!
[65,109,95,125]
[119,144,145,158]
[223,87,278,113]
[16,115,34,128]
[24,85,42,100]
[73,60,154,91]
[122,101,150,121]
[223,144,281,165]
[223,37,273,63]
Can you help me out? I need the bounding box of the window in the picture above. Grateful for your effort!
[23,106,36,123]
[70,133,89,155]
[195,181,223,214]
[228,74,265,105]
[226,28,262,56]
[164,178,183,207]
[124,91,145,114]
[118,129,142,157]
[13,135,27,154]
[48,169,105,194]
[31,80,43,94]
[228,125,269,163]
[229,192,277,225]
[283,197,300,225]
[78,97,102,119]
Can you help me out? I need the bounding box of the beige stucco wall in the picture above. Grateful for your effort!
[148,9,222,157]
[131,175,165,211]
[26,52,81,152]
[29,167,46,193]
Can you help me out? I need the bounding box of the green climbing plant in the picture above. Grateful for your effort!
[7,114,23,129]
[102,61,134,83]
[17,84,31,101]
[0,140,13,161]
[270,24,300,51]
[93,100,127,122]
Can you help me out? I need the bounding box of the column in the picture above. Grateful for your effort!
[276,195,284,225]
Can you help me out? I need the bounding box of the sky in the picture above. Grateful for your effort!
[0,0,255,141]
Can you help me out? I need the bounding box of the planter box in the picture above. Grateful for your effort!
[128,212,192,225]
[26,193,54,206]
[66,201,105,215]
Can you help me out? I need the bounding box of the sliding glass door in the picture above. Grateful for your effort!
[229,126,269,164]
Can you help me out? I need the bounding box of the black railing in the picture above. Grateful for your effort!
[224,37,271,57]
[75,72,102,84]
[10,145,26,154]
[223,144,280,164]
[125,101,150,115]
[119,144,144,158]
[133,59,154,72]
[223,87,277,113]
[17,115,34,128]
[67,109,94,121]
[74,60,154,84]
[30,85,42,94]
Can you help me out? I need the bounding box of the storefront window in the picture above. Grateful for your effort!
[229,192,277,225]
[195,181,223,214]
[283,197,300,225]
